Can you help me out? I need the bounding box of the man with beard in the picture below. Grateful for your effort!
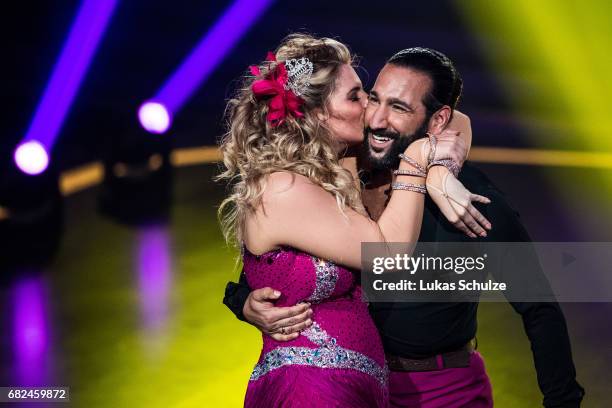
[223,48,584,407]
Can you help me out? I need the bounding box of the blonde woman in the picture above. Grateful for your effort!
[218,34,489,407]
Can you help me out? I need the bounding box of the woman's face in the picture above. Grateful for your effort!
[324,64,368,148]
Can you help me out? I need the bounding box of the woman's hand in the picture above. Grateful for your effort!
[425,110,472,170]
[426,166,492,238]
[428,130,469,167]
[403,134,490,238]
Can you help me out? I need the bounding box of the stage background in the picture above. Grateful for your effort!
[1,1,611,406]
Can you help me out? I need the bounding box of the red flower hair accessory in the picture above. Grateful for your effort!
[249,52,306,127]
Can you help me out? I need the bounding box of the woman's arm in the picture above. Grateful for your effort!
[448,110,472,161]
[246,140,429,269]
[426,111,492,238]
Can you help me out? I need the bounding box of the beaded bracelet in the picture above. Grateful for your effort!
[391,182,427,194]
[393,169,427,178]
[398,153,427,175]
[427,132,437,164]
[428,159,461,177]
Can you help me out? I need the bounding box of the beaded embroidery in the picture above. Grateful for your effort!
[251,321,387,386]
[248,252,388,388]
[250,344,388,386]
[301,321,333,346]
[307,257,338,303]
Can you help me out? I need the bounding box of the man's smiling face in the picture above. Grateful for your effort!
[363,63,433,170]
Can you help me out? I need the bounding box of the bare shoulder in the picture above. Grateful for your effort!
[262,171,323,202]
[247,171,333,252]
[245,171,316,253]
[256,171,338,222]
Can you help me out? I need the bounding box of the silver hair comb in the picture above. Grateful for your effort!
[284,57,313,96]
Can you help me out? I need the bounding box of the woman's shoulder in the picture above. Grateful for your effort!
[263,171,322,200]
[246,172,330,254]
[258,171,337,224]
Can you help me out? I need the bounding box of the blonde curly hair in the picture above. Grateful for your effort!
[217,33,365,247]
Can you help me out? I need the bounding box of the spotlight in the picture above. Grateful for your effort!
[138,102,172,134]
[14,141,50,176]
[15,0,118,175]
[139,0,275,134]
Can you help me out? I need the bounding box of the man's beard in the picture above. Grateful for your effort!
[362,118,429,171]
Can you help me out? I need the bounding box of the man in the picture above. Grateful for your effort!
[223,48,584,407]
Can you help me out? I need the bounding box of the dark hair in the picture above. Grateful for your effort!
[387,47,463,117]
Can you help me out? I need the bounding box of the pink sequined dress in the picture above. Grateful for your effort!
[243,246,389,408]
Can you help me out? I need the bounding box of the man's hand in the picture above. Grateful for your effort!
[243,287,313,341]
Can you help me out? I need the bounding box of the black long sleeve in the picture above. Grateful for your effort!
[481,186,585,408]
[223,269,252,322]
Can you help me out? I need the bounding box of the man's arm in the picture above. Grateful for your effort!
[482,186,585,408]
[223,269,252,321]
[223,268,313,341]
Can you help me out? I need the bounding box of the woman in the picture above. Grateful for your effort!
[218,34,489,407]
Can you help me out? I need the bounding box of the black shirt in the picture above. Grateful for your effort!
[222,163,584,407]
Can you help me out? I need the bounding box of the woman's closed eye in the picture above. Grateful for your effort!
[348,89,364,102]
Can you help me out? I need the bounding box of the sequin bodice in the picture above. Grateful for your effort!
[243,246,388,386]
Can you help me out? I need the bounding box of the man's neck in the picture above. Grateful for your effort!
[342,147,397,221]
[359,165,393,222]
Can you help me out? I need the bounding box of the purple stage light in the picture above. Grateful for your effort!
[138,101,172,134]
[14,141,50,175]
[16,0,119,174]
[137,226,172,335]
[139,0,275,133]
[13,277,50,385]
